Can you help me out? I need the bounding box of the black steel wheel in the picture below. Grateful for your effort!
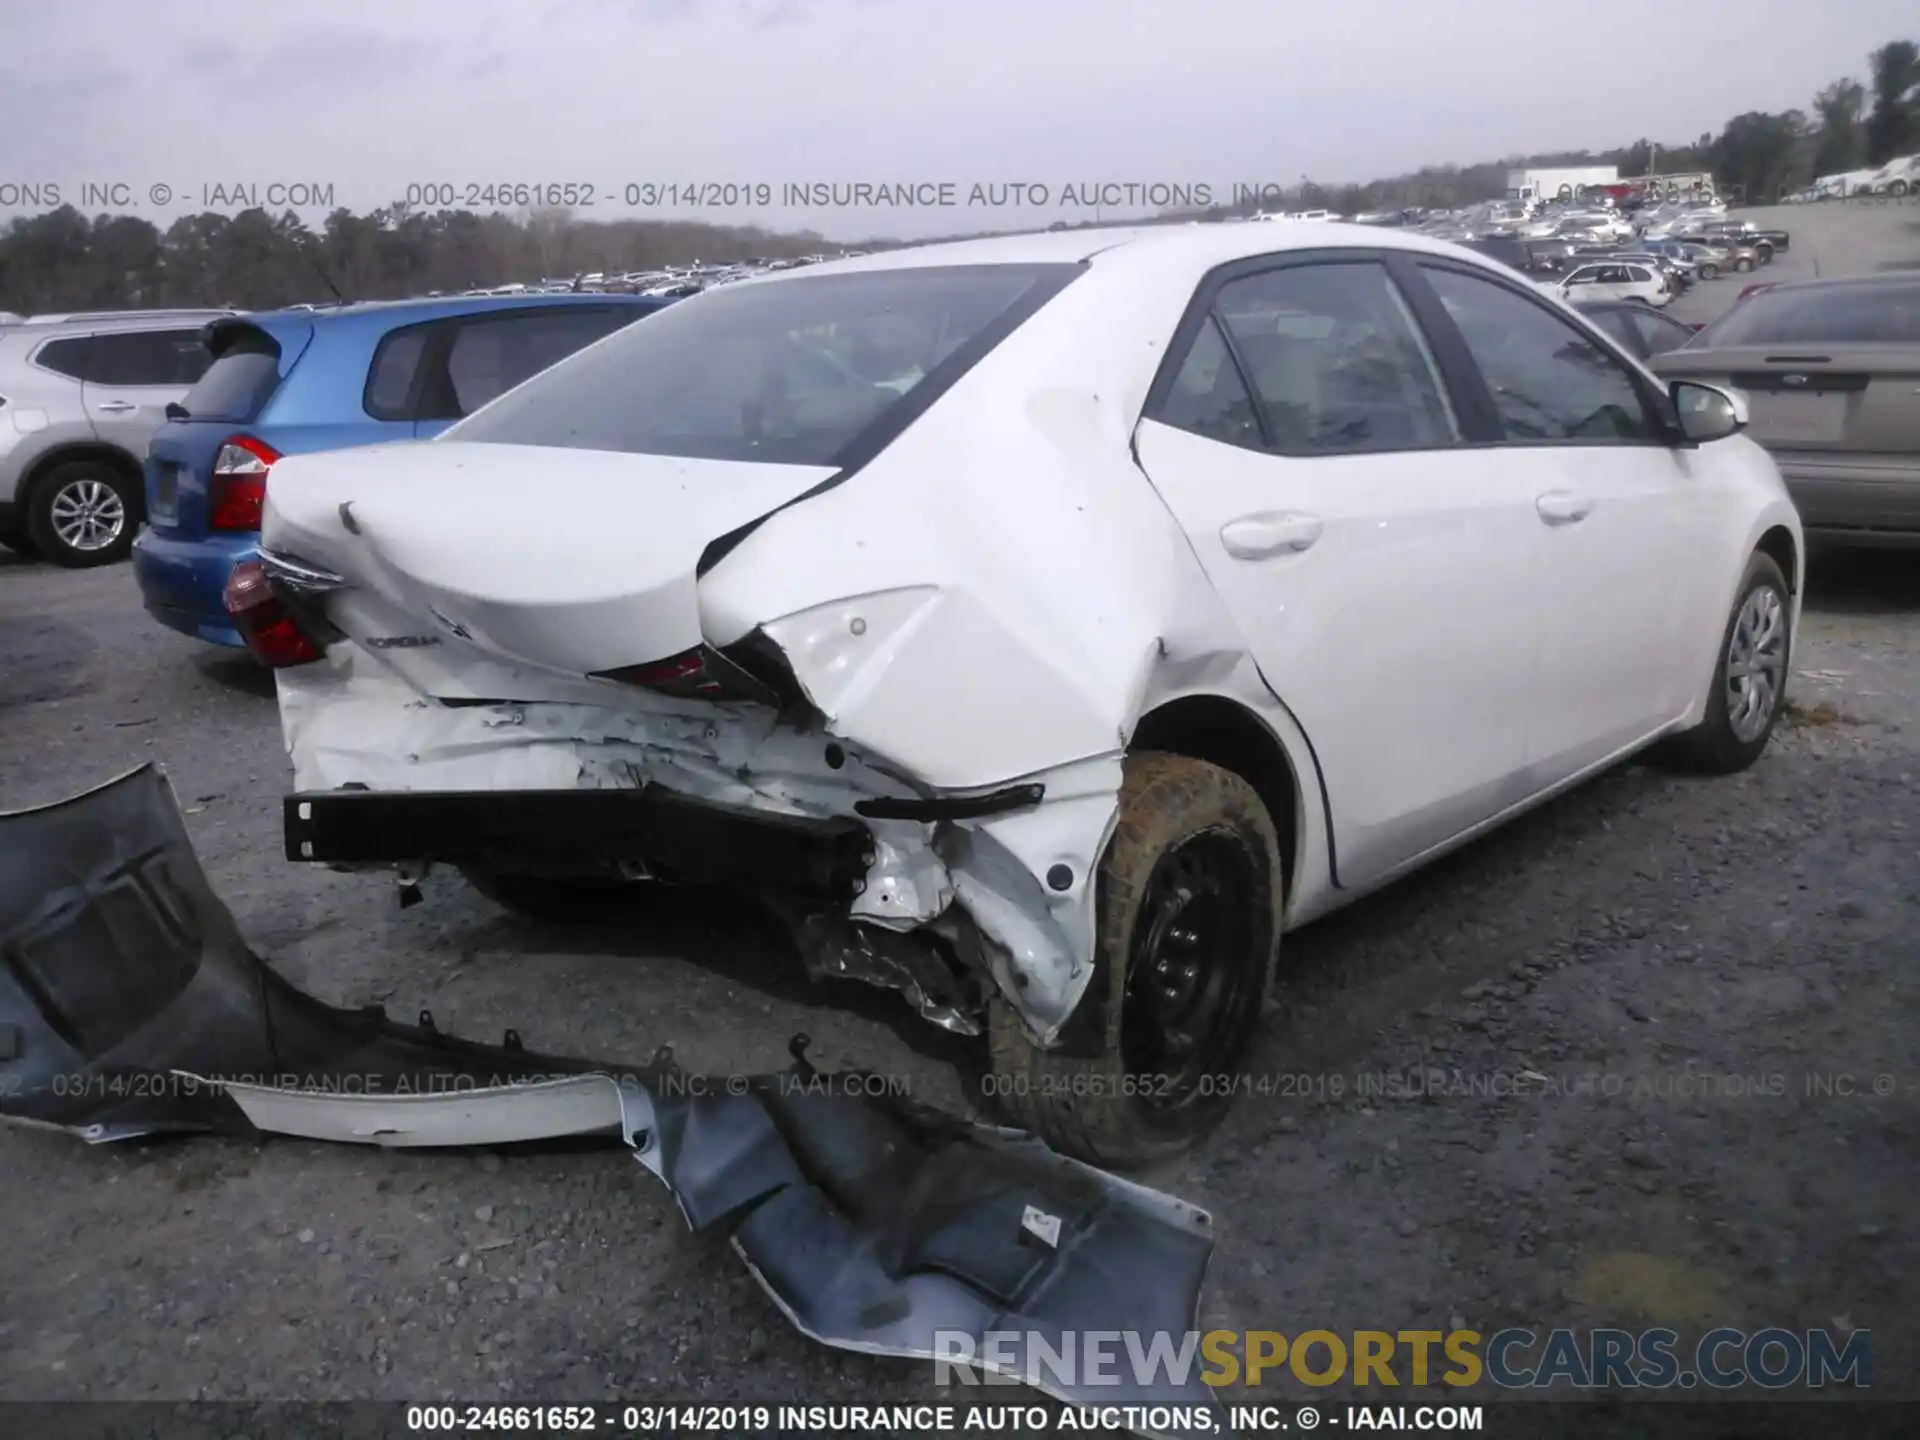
[1121,830,1265,1110]
[986,752,1282,1168]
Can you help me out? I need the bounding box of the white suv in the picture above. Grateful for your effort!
[0,311,227,566]
[1554,261,1670,307]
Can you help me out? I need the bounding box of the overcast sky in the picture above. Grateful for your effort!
[2,0,1909,241]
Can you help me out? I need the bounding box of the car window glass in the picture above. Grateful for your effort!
[1420,265,1660,443]
[85,329,211,386]
[1155,314,1263,450]
[365,325,431,420]
[448,267,1066,464]
[1697,283,1920,345]
[1211,262,1458,454]
[1631,309,1693,356]
[444,306,650,416]
[1583,307,1644,357]
[181,327,284,422]
[34,336,92,380]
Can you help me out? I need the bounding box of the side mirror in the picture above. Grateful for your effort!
[1669,380,1746,443]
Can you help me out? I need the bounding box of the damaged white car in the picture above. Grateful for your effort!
[232,223,1803,1165]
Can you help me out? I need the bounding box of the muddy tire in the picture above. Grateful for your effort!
[1656,551,1792,775]
[986,753,1283,1169]
[460,865,658,922]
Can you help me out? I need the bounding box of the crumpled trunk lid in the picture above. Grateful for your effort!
[262,440,837,679]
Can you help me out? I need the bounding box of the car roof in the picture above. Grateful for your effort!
[1736,271,1920,298]
[9,309,233,334]
[751,220,1529,283]
[241,292,663,330]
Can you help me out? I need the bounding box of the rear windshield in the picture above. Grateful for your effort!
[179,326,284,422]
[445,264,1077,466]
[1698,283,1920,346]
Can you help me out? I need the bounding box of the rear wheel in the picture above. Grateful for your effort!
[1890,180,1909,198]
[460,865,659,922]
[1734,256,1755,273]
[986,753,1282,1168]
[1658,551,1792,775]
[25,459,141,568]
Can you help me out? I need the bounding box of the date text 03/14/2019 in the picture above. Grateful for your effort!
[402,1404,1258,1433]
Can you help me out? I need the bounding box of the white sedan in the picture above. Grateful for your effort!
[236,221,1802,1167]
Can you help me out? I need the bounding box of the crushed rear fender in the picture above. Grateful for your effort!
[0,766,1224,1436]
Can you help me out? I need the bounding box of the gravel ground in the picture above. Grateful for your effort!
[1,206,1916,1427]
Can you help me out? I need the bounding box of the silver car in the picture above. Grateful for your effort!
[0,310,228,567]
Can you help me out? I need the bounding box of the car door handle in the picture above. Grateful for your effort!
[93,400,138,414]
[1536,491,1593,525]
[1220,511,1323,558]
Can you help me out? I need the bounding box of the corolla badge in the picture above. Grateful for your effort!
[1781,374,1809,387]
[363,635,442,649]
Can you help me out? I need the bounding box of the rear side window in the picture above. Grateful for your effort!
[34,337,92,380]
[434,306,651,418]
[1210,261,1458,454]
[364,325,432,420]
[179,328,284,422]
[86,329,211,386]
[1697,283,1920,346]
[446,266,1075,465]
[1156,316,1263,450]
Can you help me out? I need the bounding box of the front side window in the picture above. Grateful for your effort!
[448,267,1074,464]
[1420,265,1660,444]
[1209,261,1458,454]
[1631,309,1695,357]
[1582,307,1644,357]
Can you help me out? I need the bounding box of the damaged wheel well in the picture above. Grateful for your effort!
[1129,695,1300,895]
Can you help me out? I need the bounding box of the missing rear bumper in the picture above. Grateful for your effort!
[284,784,876,901]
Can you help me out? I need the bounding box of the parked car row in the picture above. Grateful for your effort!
[0,294,667,573]
[18,220,1911,1160]
[1652,272,1920,547]
[1787,156,1920,202]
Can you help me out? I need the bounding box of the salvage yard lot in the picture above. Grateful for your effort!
[1,202,1917,1422]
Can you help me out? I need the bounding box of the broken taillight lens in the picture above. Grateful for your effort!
[595,644,786,706]
[224,558,324,667]
[209,435,280,532]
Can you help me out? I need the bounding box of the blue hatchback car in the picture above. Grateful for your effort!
[133,293,666,646]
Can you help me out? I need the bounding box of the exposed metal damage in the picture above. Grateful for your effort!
[0,765,1224,1437]
[274,652,1121,1047]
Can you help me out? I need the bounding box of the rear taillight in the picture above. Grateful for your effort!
[594,643,793,708]
[209,435,280,532]
[224,559,322,667]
